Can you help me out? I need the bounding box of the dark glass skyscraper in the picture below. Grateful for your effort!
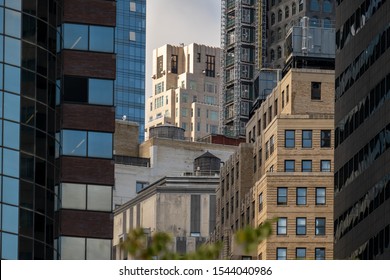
[115,0,146,142]
[334,0,390,259]
[0,0,60,259]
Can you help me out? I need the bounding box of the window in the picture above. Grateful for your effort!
[292,2,297,15]
[270,49,275,61]
[310,0,320,11]
[130,2,136,12]
[259,192,263,212]
[316,188,326,205]
[296,218,306,235]
[277,187,287,205]
[321,160,331,172]
[270,135,275,154]
[278,9,282,22]
[277,46,282,59]
[321,130,331,147]
[285,130,295,148]
[171,55,178,74]
[323,0,332,13]
[276,248,287,260]
[299,0,303,11]
[285,6,289,18]
[315,248,325,260]
[296,248,306,260]
[136,181,149,193]
[265,141,269,159]
[277,218,287,235]
[296,188,307,205]
[63,24,114,53]
[284,160,295,172]
[277,27,282,40]
[271,13,275,25]
[311,82,321,100]
[205,55,215,77]
[302,130,312,148]
[301,160,312,172]
[315,218,326,235]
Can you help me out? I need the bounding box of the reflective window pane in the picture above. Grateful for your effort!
[2,204,19,233]
[63,24,88,50]
[5,9,21,38]
[5,37,21,66]
[4,65,21,94]
[0,8,3,34]
[61,183,86,210]
[5,0,22,10]
[87,132,112,158]
[3,148,19,177]
[61,130,87,156]
[87,185,111,211]
[60,236,85,260]
[88,79,114,105]
[3,121,20,149]
[0,35,3,62]
[86,238,111,260]
[4,93,20,122]
[3,176,19,205]
[2,233,18,260]
[0,63,3,89]
[89,26,114,53]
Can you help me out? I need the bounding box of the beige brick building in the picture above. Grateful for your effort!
[146,43,221,141]
[215,68,335,260]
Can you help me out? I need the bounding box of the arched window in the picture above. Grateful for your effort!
[270,31,275,43]
[309,16,319,27]
[277,27,282,40]
[324,18,332,28]
[271,13,275,25]
[277,46,282,59]
[278,9,282,22]
[292,2,297,15]
[310,0,320,12]
[271,0,275,7]
[270,49,275,61]
[323,0,332,13]
[299,0,303,12]
[285,6,290,18]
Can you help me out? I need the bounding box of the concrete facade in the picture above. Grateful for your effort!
[113,176,219,259]
[215,68,335,260]
[146,43,221,141]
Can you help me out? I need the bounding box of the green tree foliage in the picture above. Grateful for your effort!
[121,220,273,260]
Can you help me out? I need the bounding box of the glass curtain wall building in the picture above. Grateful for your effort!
[0,0,60,259]
[115,0,146,142]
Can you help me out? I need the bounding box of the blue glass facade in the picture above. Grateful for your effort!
[115,0,146,142]
[0,0,60,259]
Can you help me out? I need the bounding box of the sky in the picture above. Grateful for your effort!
[145,0,221,97]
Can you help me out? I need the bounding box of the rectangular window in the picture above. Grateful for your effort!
[301,160,312,172]
[315,248,325,260]
[296,248,306,260]
[284,160,295,172]
[277,218,287,235]
[321,130,331,147]
[296,187,307,205]
[265,141,269,159]
[296,217,306,235]
[315,218,326,235]
[205,55,215,77]
[311,82,321,100]
[285,130,295,148]
[302,130,312,148]
[259,192,263,212]
[136,181,149,193]
[320,160,331,172]
[277,187,287,205]
[276,248,287,260]
[171,55,178,74]
[270,135,275,154]
[316,188,326,205]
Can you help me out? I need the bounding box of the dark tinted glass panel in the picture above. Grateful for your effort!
[20,180,34,209]
[35,157,46,186]
[35,130,47,158]
[20,152,34,181]
[37,47,47,76]
[21,96,35,125]
[37,19,47,48]
[37,75,47,104]
[34,240,45,260]
[23,0,37,15]
[22,14,36,43]
[36,102,46,131]
[45,216,54,242]
[48,53,55,81]
[21,69,36,98]
[19,236,33,260]
[47,81,56,108]
[19,209,34,238]
[22,42,36,71]
[20,125,35,154]
[35,185,46,214]
[63,76,88,103]
[37,0,48,22]
[48,0,55,27]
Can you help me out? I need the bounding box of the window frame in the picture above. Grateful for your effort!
[277,187,288,205]
[296,187,307,205]
[296,247,306,260]
[276,247,287,260]
[320,160,331,172]
[277,217,287,235]
[315,188,326,205]
[296,217,306,235]
[315,217,326,235]
[284,160,295,172]
[301,160,312,172]
[285,130,295,148]
[321,130,331,147]
[315,248,325,260]
[302,130,312,148]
